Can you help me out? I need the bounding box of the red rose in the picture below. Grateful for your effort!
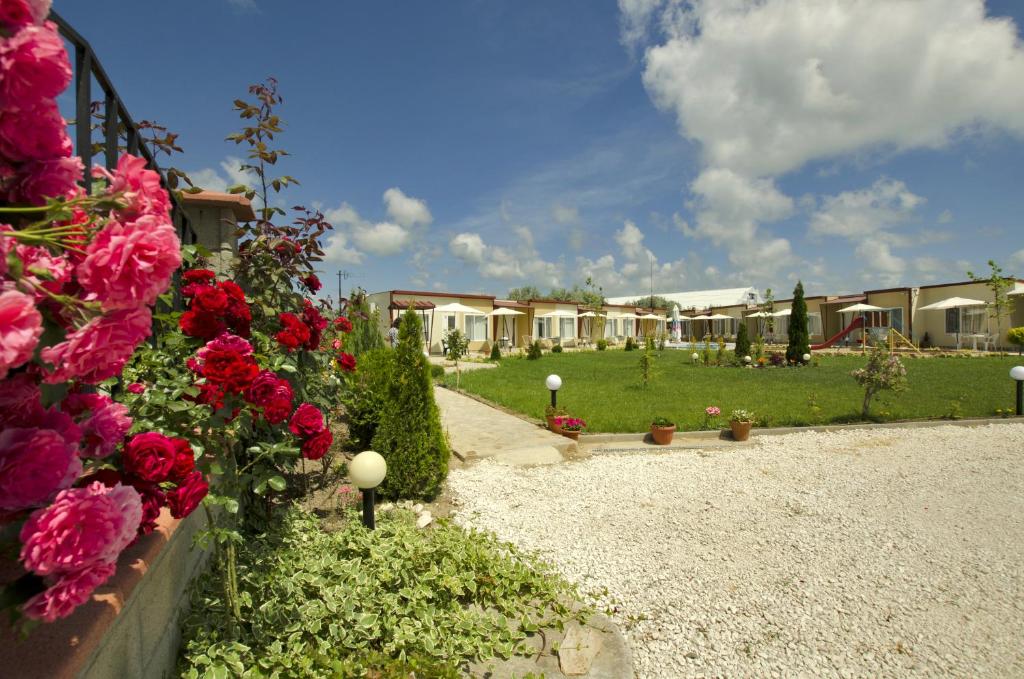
[245,370,294,424]
[126,382,146,394]
[334,316,353,333]
[199,348,259,393]
[180,309,226,340]
[167,471,208,519]
[264,398,292,425]
[122,432,177,483]
[192,286,229,313]
[275,312,310,350]
[289,403,324,437]
[218,280,245,302]
[169,438,196,483]
[135,483,166,536]
[181,269,216,297]
[301,274,321,292]
[301,428,333,460]
[338,352,356,372]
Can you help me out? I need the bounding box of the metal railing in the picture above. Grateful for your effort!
[51,11,196,246]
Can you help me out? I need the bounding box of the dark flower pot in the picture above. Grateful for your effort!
[650,424,676,445]
[730,421,752,442]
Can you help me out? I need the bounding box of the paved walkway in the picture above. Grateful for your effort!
[434,386,574,465]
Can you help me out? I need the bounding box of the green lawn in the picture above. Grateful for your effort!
[444,351,1023,432]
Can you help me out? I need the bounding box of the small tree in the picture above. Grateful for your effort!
[489,342,501,361]
[639,340,655,387]
[761,288,775,340]
[1009,327,1024,355]
[443,328,470,388]
[527,340,542,360]
[735,321,751,359]
[347,289,386,356]
[786,280,811,363]
[967,260,1016,349]
[372,308,450,500]
[850,345,907,419]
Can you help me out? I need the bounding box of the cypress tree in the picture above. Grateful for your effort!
[786,280,811,364]
[371,308,450,500]
[735,321,751,359]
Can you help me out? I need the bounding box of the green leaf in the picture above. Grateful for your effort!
[267,476,287,492]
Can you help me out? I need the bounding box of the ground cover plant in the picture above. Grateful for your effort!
[444,350,1023,432]
[178,507,588,678]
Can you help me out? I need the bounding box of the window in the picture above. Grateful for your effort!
[535,317,552,338]
[945,308,960,334]
[889,308,903,333]
[559,317,575,339]
[465,315,487,341]
[963,307,986,334]
[808,313,823,337]
[624,319,634,337]
[604,319,615,338]
[445,314,456,331]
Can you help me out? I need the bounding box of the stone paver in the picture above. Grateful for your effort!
[434,386,573,465]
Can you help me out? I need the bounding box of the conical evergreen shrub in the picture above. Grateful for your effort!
[786,280,811,364]
[734,321,751,360]
[371,308,450,500]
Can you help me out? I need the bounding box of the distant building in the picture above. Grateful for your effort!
[606,287,762,310]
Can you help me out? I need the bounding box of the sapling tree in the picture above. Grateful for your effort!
[639,339,656,387]
[850,345,907,419]
[786,280,811,363]
[735,322,751,360]
[444,328,470,387]
[967,260,1016,349]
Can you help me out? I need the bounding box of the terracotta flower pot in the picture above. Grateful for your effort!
[560,430,581,441]
[546,416,561,432]
[730,420,752,442]
[650,424,676,445]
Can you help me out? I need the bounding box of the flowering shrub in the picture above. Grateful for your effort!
[703,405,721,430]
[0,10,208,624]
[729,409,754,423]
[553,416,586,432]
[850,345,908,418]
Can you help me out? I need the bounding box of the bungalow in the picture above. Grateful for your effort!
[366,289,495,355]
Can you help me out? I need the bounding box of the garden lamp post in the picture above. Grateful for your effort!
[546,374,562,408]
[349,450,387,530]
[803,353,811,363]
[691,352,699,365]
[1011,366,1024,417]
[743,355,751,365]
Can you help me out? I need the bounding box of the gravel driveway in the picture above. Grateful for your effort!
[448,423,1024,678]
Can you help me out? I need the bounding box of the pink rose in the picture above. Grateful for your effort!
[0,0,51,28]
[20,481,141,575]
[0,99,71,162]
[79,398,132,458]
[22,561,116,622]
[0,289,42,378]
[289,403,324,437]
[0,427,81,510]
[13,239,75,298]
[126,382,146,394]
[0,372,42,424]
[77,216,182,310]
[166,471,208,519]
[197,332,253,361]
[0,21,70,104]
[41,306,151,384]
[94,154,171,220]
[8,155,82,205]
[121,432,176,483]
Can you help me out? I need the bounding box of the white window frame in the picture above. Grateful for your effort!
[535,317,552,338]
[465,315,487,341]
[559,317,575,339]
[808,312,823,337]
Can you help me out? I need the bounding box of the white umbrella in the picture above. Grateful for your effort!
[836,302,884,314]
[578,310,601,341]
[434,302,485,314]
[536,310,578,318]
[670,304,681,341]
[917,297,988,348]
[770,308,792,317]
[707,313,734,337]
[487,307,524,348]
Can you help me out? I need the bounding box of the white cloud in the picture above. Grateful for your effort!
[552,204,580,225]
[938,209,954,224]
[449,233,487,264]
[617,0,666,52]
[639,0,1024,177]
[187,156,255,193]
[322,231,364,265]
[809,178,924,240]
[352,221,410,256]
[614,220,654,262]
[383,187,432,228]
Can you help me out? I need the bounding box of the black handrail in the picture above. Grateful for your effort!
[51,10,196,246]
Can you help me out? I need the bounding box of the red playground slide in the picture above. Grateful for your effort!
[811,315,864,350]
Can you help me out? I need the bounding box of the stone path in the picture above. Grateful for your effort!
[434,386,574,465]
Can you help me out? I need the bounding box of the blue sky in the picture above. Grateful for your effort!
[59,0,1024,302]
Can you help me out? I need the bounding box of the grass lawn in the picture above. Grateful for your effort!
[443,350,1023,432]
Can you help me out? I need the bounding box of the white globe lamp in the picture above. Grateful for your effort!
[349,450,387,529]
[545,374,562,408]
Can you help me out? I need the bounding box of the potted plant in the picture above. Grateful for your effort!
[650,416,676,445]
[553,415,586,441]
[545,404,567,431]
[729,409,754,441]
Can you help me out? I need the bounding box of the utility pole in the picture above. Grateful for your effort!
[336,270,351,307]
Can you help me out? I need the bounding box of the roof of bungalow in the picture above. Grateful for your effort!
[179,190,256,221]
[387,289,496,301]
[606,286,762,309]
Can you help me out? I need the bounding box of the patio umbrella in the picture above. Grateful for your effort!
[745,310,770,338]
[689,314,712,338]
[578,310,602,342]
[486,307,524,349]
[671,304,681,341]
[836,303,885,350]
[708,313,735,338]
[434,302,485,315]
[917,297,987,348]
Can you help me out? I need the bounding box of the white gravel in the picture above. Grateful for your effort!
[448,423,1024,678]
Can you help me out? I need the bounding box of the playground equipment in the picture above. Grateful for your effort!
[811,316,863,350]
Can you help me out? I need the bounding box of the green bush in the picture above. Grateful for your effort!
[786,280,811,363]
[551,344,563,353]
[527,340,542,360]
[372,309,450,500]
[178,509,588,678]
[347,292,386,356]
[624,337,637,351]
[342,348,394,449]
[734,322,751,360]
[489,342,502,361]
[596,338,608,351]
[430,364,445,380]
[1009,327,1024,354]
